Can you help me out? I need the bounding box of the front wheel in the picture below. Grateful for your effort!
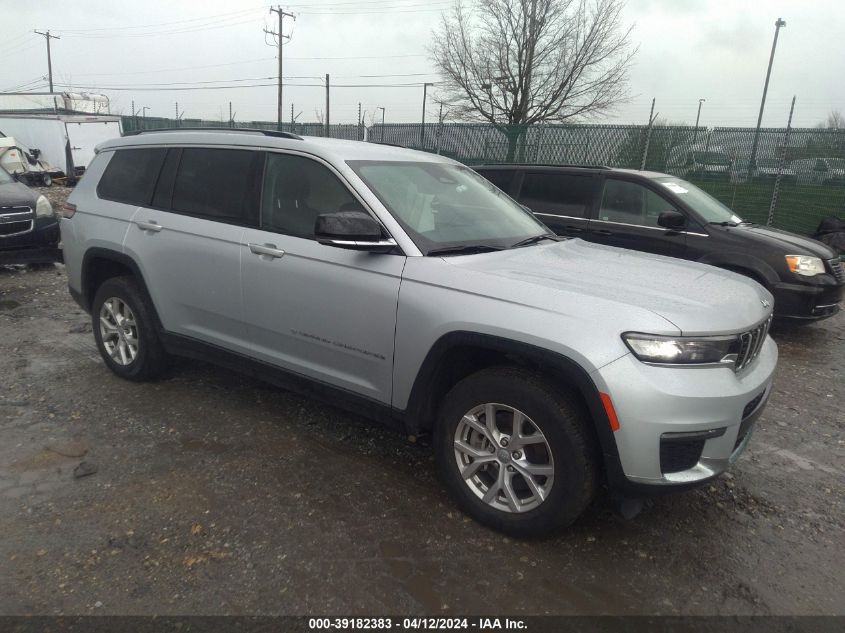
[434,367,599,537]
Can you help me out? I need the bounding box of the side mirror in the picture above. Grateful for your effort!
[658,210,686,230]
[315,211,397,253]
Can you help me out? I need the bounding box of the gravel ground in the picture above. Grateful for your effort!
[0,191,843,616]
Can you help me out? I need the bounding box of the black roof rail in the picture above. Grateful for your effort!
[123,127,303,140]
[474,163,612,170]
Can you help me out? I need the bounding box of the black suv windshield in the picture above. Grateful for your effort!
[655,177,745,224]
[348,161,548,254]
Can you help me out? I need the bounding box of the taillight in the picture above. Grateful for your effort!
[62,203,77,218]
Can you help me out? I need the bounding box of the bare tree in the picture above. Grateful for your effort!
[431,0,636,158]
[825,110,843,130]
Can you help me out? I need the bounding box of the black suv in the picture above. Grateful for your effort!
[476,165,844,322]
[0,168,61,265]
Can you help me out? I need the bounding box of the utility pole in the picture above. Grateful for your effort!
[175,102,179,127]
[229,102,233,128]
[378,107,386,142]
[34,30,60,93]
[640,98,658,171]
[265,6,295,128]
[420,82,433,148]
[131,99,136,131]
[325,74,330,138]
[693,98,705,145]
[358,102,363,140]
[750,17,787,174]
[768,96,796,227]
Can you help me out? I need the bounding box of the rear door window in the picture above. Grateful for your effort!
[170,148,262,225]
[519,172,595,218]
[96,148,166,205]
[479,170,516,195]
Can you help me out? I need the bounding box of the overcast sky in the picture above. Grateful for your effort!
[1,0,843,128]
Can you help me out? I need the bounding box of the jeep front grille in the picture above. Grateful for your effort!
[829,259,845,284]
[735,316,772,371]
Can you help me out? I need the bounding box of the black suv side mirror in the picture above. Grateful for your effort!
[658,210,686,230]
[315,211,397,253]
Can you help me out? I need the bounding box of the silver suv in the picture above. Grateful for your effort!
[60,129,778,536]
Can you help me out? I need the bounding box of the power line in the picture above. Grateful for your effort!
[54,6,266,32]
[53,81,441,92]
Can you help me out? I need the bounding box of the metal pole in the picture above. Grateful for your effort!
[640,98,656,170]
[693,99,705,145]
[436,103,443,154]
[750,18,787,175]
[325,74,330,138]
[768,96,796,226]
[420,83,432,148]
[378,107,385,142]
[358,102,363,141]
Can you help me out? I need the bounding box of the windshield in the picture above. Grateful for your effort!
[348,161,548,254]
[655,177,745,224]
[0,168,13,185]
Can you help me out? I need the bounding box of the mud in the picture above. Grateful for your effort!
[0,256,842,615]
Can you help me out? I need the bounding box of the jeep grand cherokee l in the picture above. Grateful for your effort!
[60,130,778,536]
[477,164,844,321]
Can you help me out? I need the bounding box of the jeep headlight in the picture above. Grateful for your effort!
[35,195,54,218]
[785,255,824,276]
[622,333,739,366]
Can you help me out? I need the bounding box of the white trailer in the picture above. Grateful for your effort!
[0,114,122,182]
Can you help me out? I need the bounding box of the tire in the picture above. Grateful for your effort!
[92,276,169,381]
[434,366,599,537]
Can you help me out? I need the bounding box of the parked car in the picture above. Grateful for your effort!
[729,158,796,184]
[61,129,778,536]
[0,166,61,265]
[666,145,732,180]
[0,135,58,187]
[789,157,845,185]
[477,165,844,322]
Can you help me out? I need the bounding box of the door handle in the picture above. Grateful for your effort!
[591,228,613,236]
[249,243,285,258]
[137,220,162,232]
[564,225,584,233]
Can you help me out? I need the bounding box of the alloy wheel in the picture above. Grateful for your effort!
[453,403,555,513]
[99,297,139,366]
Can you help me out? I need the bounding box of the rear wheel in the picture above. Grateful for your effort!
[434,366,599,537]
[92,276,169,381]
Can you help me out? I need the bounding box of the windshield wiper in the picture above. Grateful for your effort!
[708,221,739,227]
[426,244,505,256]
[510,233,560,248]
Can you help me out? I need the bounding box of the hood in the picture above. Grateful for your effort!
[0,181,39,208]
[443,240,772,335]
[736,225,836,259]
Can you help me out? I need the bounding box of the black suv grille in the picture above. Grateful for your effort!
[735,316,772,371]
[829,259,845,284]
[0,207,34,237]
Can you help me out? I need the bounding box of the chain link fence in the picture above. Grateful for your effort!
[118,116,844,236]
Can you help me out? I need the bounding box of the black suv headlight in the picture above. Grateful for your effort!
[622,332,739,366]
[35,195,54,218]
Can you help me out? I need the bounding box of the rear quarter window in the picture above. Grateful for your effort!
[519,172,595,218]
[96,148,166,206]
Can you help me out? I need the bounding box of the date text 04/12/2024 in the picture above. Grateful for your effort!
[308,618,527,630]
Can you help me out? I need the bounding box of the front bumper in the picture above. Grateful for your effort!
[592,336,777,491]
[772,276,844,321]
[0,217,62,265]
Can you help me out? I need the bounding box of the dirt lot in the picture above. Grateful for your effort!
[0,201,843,615]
